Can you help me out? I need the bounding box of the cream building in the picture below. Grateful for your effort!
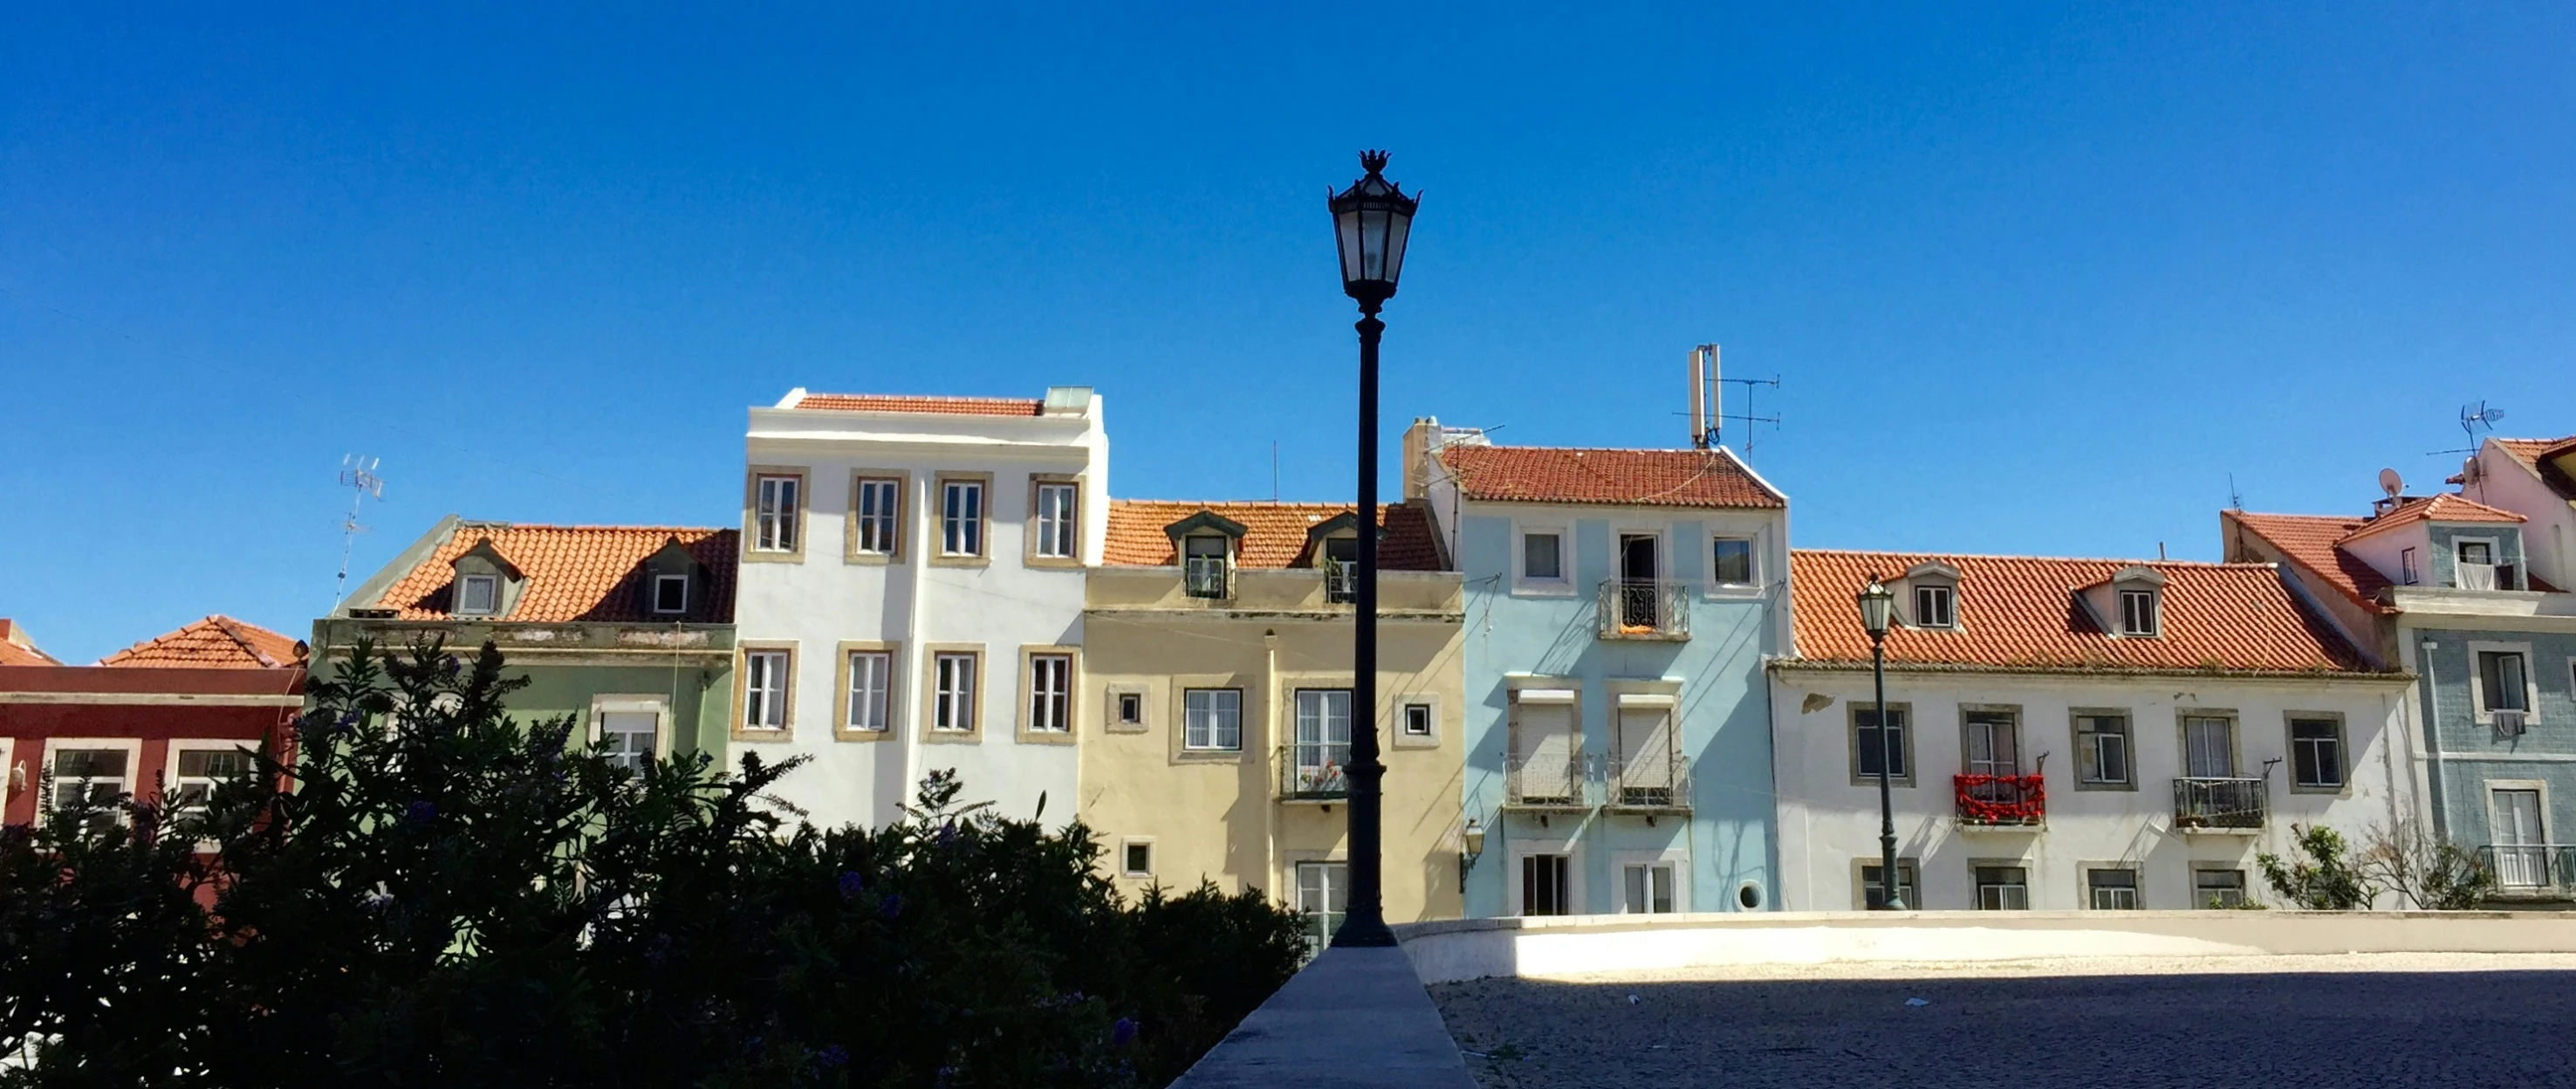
[1081,500,1465,943]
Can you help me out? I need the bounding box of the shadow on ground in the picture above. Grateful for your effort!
[1431,970,2576,1088]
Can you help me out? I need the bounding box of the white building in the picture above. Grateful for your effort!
[732,387,1106,827]
[1771,550,2419,911]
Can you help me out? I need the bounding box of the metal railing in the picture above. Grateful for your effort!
[2477,845,2576,895]
[1607,750,1692,812]
[1184,557,1230,599]
[1278,743,1349,800]
[1954,774,2046,825]
[2493,709,2530,738]
[1596,579,1692,640]
[1323,559,1357,604]
[1503,752,1594,809]
[2172,777,2268,831]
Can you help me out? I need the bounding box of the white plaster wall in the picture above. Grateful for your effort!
[735,396,1106,828]
[2341,522,2429,589]
[1767,668,2418,912]
[2470,442,2576,591]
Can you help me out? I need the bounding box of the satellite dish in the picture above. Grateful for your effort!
[2378,468,2403,498]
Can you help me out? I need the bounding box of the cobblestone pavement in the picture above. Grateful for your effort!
[1430,955,2576,1088]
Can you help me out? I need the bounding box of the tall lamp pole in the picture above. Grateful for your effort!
[1856,577,1907,910]
[1326,150,1418,948]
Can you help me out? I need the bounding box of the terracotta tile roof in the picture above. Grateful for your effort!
[371,524,738,623]
[1102,501,1445,571]
[1786,550,2372,675]
[2223,510,2394,613]
[1435,444,1784,510]
[0,620,60,667]
[2337,494,2525,544]
[99,616,303,669]
[2491,435,2576,501]
[2493,436,2576,470]
[791,393,1045,416]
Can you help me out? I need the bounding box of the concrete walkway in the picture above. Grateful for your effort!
[1171,945,1476,1089]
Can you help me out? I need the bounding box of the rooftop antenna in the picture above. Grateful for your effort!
[334,455,386,608]
[1686,344,1782,459]
[2428,401,2505,455]
[2226,472,2244,511]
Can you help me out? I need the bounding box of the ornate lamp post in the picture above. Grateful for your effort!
[1855,577,1907,910]
[1326,150,1418,948]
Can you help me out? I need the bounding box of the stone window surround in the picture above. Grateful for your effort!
[586,693,673,761]
[1024,473,1086,569]
[1511,517,1576,597]
[2285,710,2349,794]
[2068,707,2136,791]
[831,640,901,743]
[844,469,909,565]
[731,641,798,742]
[931,472,995,566]
[1015,644,1081,744]
[743,466,809,562]
[920,643,986,743]
[1846,700,1916,789]
[2465,640,2541,723]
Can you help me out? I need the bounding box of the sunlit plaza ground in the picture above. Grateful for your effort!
[1431,953,2576,1088]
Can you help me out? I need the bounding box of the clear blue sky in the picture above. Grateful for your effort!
[5,4,2572,663]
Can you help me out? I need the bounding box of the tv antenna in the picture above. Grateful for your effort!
[2227,473,2244,511]
[2428,401,2505,455]
[334,455,386,607]
[1685,344,1782,460]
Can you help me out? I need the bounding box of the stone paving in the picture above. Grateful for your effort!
[1429,954,2576,1088]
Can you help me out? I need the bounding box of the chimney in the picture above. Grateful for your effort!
[1402,417,1440,500]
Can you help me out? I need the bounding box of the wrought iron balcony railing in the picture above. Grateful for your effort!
[2172,777,2268,831]
[2477,845,2576,895]
[1596,579,1691,640]
[1503,752,1594,810]
[1955,774,2046,825]
[1323,559,1358,604]
[1607,750,1692,812]
[1278,743,1349,801]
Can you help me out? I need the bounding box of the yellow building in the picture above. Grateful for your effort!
[1081,500,1466,943]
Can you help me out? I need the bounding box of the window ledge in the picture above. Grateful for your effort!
[921,729,983,745]
[842,551,899,566]
[927,556,992,569]
[1015,729,1078,746]
[832,727,897,743]
[1174,749,1245,764]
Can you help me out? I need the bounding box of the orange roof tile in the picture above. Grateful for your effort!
[2224,510,2394,613]
[371,524,737,623]
[0,619,60,667]
[1435,444,1784,510]
[1787,550,2372,675]
[2335,494,2525,545]
[99,616,303,669]
[2491,435,2576,501]
[2493,435,2576,470]
[792,393,1045,416]
[1102,501,1444,571]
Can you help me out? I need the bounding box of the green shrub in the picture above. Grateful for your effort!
[2257,824,2380,910]
[0,639,1305,1087]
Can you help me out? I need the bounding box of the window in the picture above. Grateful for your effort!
[1623,863,1678,914]
[1183,535,1230,599]
[1026,653,1072,733]
[2401,546,2420,586]
[1183,688,1241,750]
[2075,713,2131,785]
[1116,692,1144,727]
[1122,841,1153,878]
[1913,584,1956,628]
[852,477,901,556]
[2119,589,2159,636]
[2182,715,2236,778]
[1292,689,1353,791]
[1975,866,2030,910]
[1297,861,1349,949]
[2490,787,2548,887]
[598,711,658,773]
[457,573,500,615]
[1522,531,1565,582]
[934,653,979,732]
[1860,860,1918,911]
[846,651,892,733]
[50,748,128,815]
[1711,537,1754,586]
[1402,702,1434,737]
[1853,703,1909,783]
[743,650,791,732]
[2289,716,2345,789]
[1521,853,1572,916]
[1962,709,2019,777]
[1033,481,1079,559]
[170,747,251,811]
[2478,651,2531,714]
[2460,540,2495,565]
[652,573,689,615]
[940,479,985,557]
[2087,868,2141,909]
[1322,537,1359,604]
[754,475,801,553]
[2194,868,2248,908]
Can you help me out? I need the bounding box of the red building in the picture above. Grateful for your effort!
[0,616,305,827]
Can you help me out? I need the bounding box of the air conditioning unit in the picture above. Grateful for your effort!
[2493,709,2528,737]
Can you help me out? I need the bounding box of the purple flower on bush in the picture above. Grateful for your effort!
[879,893,903,919]
[1113,1017,1139,1047]
[815,1044,848,1069]
[838,870,867,900]
[936,820,957,847]
[442,654,461,675]
[404,799,436,825]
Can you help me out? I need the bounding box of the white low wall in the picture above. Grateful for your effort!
[1397,910,2576,984]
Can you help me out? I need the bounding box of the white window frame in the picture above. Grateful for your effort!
[934,652,979,733]
[2192,867,2250,908]
[2286,714,2346,791]
[1973,863,2031,910]
[1113,689,1146,729]
[457,572,501,615]
[1512,521,1574,596]
[1033,481,1079,560]
[754,474,802,553]
[1505,839,1583,916]
[743,649,791,732]
[2086,866,2141,909]
[1120,837,1155,879]
[589,694,669,772]
[651,572,689,615]
[846,650,894,733]
[1709,535,1757,589]
[1026,653,1073,734]
[2486,779,2551,864]
[166,740,256,813]
[1856,858,1920,911]
[852,476,902,557]
[2401,546,2421,586]
[1294,858,1351,949]
[2467,640,2540,723]
[43,738,142,825]
[940,479,986,558]
[1912,583,1956,629]
[1182,688,1243,751]
[1402,702,1434,737]
[1613,847,1690,914]
[2118,588,2160,637]
[2072,710,2133,787]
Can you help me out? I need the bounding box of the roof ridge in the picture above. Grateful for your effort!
[452,522,733,534]
[1788,547,2271,569]
[208,614,281,668]
[801,391,1040,401]
[1109,499,1394,510]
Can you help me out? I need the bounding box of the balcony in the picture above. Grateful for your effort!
[1278,743,1348,802]
[1954,774,2045,827]
[1323,559,1357,605]
[2477,845,2576,898]
[1503,753,1593,811]
[1607,751,1692,814]
[1596,579,1691,640]
[2172,777,2268,832]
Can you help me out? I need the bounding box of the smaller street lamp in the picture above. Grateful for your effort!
[1854,578,1906,911]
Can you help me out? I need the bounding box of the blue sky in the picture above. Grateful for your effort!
[4,3,2572,663]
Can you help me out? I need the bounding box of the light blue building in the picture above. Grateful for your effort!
[1409,420,1792,916]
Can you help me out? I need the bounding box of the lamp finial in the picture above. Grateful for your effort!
[1360,149,1390,175]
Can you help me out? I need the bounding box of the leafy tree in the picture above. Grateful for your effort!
[2257,823,2381,910]
[2356,818,2495,911]
[0,639,1305,1087]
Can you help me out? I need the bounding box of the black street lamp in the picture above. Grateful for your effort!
[1326,150,1418,949]
[1855,577,1907,911]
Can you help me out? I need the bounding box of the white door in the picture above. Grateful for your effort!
[1515,701,1578,800]
[2493,789,2546,888]
[1964,715,2018,777]
[2182,716,2233,778]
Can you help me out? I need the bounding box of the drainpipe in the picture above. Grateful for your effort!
[1263,628,1280,901]
[2415,635,2448,842]
[897,476,928,825]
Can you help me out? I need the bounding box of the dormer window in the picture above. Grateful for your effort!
[653,573,689,615]
[2119,588,2160,637]
[457,573,500,615]
[1913,585,1956,629]
[1322,536,1360,603]
[1183,535,1231,599]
